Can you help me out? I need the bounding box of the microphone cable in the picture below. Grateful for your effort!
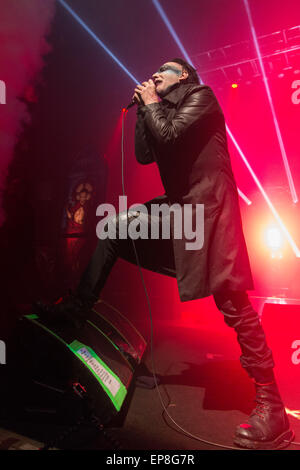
[120,110,299,451]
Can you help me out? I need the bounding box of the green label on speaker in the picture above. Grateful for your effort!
[68,340,127,411]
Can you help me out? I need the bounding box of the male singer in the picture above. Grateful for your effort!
[36,58,293,449]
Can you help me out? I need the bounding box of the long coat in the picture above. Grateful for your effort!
[134,82,254,302]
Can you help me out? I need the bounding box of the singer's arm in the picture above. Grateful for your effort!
[135,109,155,165]
[139,86,220,147]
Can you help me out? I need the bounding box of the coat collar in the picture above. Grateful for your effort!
[161,83,203,104]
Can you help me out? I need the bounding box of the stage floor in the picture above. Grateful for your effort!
[1,316,299,451]
[109,319,300,451]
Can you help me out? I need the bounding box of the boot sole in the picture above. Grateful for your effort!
[234,428,295,450]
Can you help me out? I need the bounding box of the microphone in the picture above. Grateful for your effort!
[126,99,136,110]
[126,92,144,110]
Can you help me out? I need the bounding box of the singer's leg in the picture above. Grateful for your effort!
[34,197,176,320]
[77,199,176,302]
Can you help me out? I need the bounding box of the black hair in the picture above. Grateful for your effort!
[169,58,200,84]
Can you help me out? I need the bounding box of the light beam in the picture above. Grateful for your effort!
[59,0,253,206]
[152,0,300,257]
[238,188,252,205]
[227,128,300,257]
[57,0,140,85]
[152,0,199,77]
[243,0,298,204]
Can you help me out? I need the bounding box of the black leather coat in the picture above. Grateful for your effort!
[135,82,254,301]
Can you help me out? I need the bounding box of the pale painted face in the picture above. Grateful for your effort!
[152,62,188,96]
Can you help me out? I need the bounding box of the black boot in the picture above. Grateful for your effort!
[33,292,96,328]
[234,380,294,449]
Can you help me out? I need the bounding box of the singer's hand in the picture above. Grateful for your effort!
[133,79,159,106]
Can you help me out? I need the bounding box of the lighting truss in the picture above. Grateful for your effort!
[191,25,300,86]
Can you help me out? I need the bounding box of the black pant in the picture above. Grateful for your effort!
[77,207,274,383]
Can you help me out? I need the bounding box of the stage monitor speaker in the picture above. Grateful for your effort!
[1,299,147,426]
[261,301,300,410]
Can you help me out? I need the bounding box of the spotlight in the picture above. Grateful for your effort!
[231,83,238,88]
[264,225,284,256]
